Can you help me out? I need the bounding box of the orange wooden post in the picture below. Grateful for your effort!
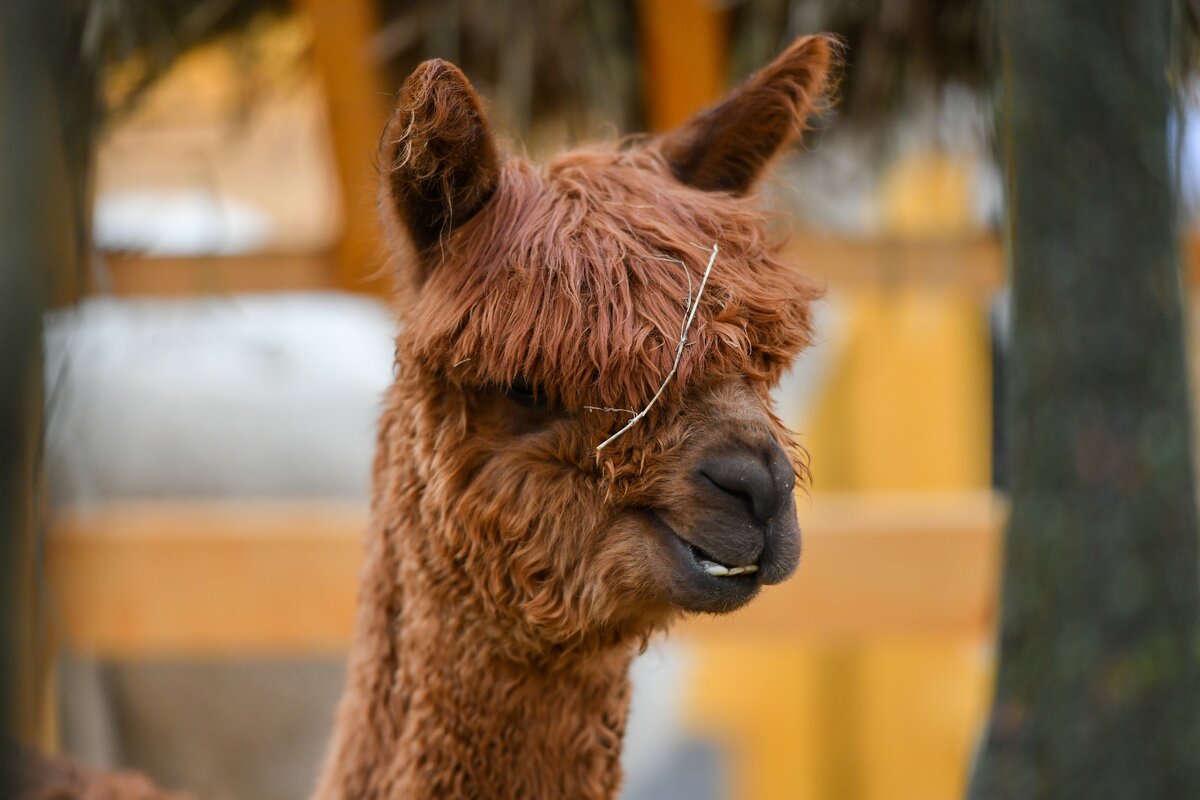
[636,0,729,131]
[298,0,391,296]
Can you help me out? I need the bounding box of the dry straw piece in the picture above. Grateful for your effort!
[595,243,718,451]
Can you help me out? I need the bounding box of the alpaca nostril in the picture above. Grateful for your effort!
[699,448,787,524]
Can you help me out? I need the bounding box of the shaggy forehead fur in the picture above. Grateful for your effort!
[398,147,821,412]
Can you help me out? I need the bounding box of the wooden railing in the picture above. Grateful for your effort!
[96,234,1200,298]
[46,493,1003,656]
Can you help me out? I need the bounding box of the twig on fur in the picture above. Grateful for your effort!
[584,406,638,416]
[647,254,694,314]
[595,243,718,451]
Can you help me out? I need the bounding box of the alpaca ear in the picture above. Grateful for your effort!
[655,35,835,195]
[381,59,501,253]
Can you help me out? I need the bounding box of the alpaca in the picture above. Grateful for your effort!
[312,34,834,800]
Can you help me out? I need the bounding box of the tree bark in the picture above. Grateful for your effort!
[0,0,55,758]
[969,2,1200,798]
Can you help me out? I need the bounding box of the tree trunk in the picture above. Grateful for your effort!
[968,2,1200,798]
[0,0,56,758]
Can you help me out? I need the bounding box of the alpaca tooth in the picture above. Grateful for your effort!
[726,566,745,576]
[742,564,759,574]
[702,562,730,576]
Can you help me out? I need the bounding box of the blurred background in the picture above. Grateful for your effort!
[6,1,1200,799]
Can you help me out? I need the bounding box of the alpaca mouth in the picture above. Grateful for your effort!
[643,512,767,613]
[684,541,760,577]
[647,513,763,583]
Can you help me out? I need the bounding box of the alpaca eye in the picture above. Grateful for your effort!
[505,378,547,409]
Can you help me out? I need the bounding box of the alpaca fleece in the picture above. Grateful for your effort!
[313,35,836,800]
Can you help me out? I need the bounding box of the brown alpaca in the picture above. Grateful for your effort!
[313,35,834,800]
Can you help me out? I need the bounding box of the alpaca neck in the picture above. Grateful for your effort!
[315,518,637,800]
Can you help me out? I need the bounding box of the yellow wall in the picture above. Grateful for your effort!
[804,286,992,493]
[686,640,992,800]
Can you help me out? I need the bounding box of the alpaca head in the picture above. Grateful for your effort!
[380,36,834,653]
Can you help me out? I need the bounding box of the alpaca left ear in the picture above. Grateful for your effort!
[655,35,836,195]
[381,58,501,254]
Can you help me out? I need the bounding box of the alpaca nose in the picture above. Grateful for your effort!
[698,443,795,524]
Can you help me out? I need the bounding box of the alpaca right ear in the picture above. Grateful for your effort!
[655,35,835,195]
[381,59,501,255]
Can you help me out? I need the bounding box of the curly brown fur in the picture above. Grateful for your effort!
[312,34,839,800]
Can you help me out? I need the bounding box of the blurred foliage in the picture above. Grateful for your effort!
[72,0,291,119]
[730,0,1200,124]
[373,0,642,139]
[79,0,640,139]
[1183,0,1200,74]
[66,0,1200,140]
[730,0,986,123]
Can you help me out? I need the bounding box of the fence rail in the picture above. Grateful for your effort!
[46,493,1004,658]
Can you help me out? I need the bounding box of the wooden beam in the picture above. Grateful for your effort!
[783,232,1005,295]
[785,233,1200,293]
[96,236,1002,300]
[47,502,364,658]
[92,233,1200,299]
[46,494,1002,658]
[297,0,390,296]
[636,0,729,131]
[100,251,335,297]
